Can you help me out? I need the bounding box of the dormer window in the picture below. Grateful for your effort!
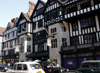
[17,26,21,33]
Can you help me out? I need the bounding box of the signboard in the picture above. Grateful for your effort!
[47,38,51,46]
[64,58,77,68]
[15,45,20,52]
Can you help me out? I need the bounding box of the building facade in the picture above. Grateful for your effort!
[42,0,100,69]
[27,0,49,61]
[2,0,100,70]
[0,27,5,63]
[2,18,19,65]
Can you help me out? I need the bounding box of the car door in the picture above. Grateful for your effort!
[15,64,23,73]
[22,64,29,73]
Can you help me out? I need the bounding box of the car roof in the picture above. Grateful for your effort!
[82,60,100,63]
[15,61,39,65]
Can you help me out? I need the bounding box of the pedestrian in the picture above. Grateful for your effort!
[8,63,10,67]
[57,63,60,67]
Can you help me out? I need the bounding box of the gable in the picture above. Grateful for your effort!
[36,2,44,10]
[16,13,28,27]
[31,0,45,17]
[6,23,11,31]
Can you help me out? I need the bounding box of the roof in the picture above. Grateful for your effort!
[9,22,14,27]
[58,0,69,4]
[22,12,31,22]
[15,61,39,64]
[82,60,100,63]
[0,27,6,35]
[40,0,46,5]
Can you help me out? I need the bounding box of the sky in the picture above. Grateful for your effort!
[0,0,47,28]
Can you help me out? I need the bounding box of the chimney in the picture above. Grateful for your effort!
[28,1,36,15]
[11,18,16,23]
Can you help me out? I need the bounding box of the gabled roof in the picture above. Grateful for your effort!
[0,27,6,35]
[16,12,31,27]
[22,12,31,22]
[30,0,46,19]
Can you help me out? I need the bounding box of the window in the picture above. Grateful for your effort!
[7,42,8,48]
[38,20,43,28]
[57,7,62,16]
[62,38,67,47]
[51,10,57,19]
[33,22,36,30]
[23,64,27,70]
[38,44,44,52]
[21,38,24,43]
[84,33,96,44]
[17,64,22,70]
[51,28,57,33]
[51,39,57,48]
[20,46,24,53]
[36,8,43,15]
[27,46,31,52]
[8,33,10,39]
[17,26,21,33]
[94,0,100,5]
[70,36,79,46]
[22,23,26,31]
[13,64,17,70]
[10,41,13,48]
[30,64,41,69]
[81,1,89,9]
[80,17,95,28]
[72,21,78,31]
[27,37,31,41]
[5,35,7,40]
[12,31,14,37]
[67,6,76,14]
[61,27,66,32]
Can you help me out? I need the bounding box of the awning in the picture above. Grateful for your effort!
[26,52,49,57]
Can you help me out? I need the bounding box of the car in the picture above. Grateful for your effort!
[76,60,100,73]
[7,61,45,73]
[34,60,69,73]
[0,63,10,72]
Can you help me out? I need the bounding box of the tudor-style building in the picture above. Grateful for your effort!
[0,27,6,63]
[2,18,19,64]
[15,12,33,62]
[27,0,49,61]
[42,0,100,69]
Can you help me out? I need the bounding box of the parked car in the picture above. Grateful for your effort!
[76,60,100,73]
[0,63,10,72]
[7,61,45,73]
[34,60,69,73]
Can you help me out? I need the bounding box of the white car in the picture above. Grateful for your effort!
[7,61,45,73]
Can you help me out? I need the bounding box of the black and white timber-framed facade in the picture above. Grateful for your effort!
[1,0,100,70]
[27,0,49,61]
[40,0,100,69]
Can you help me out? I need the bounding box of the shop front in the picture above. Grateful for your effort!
[61,46,100,69]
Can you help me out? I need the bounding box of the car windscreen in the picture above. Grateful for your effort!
[81,62,97,68]
[30,64,42,69]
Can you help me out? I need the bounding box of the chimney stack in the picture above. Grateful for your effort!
[28,1,36,15]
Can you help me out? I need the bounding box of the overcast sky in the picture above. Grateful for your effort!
[0,0,47,28]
